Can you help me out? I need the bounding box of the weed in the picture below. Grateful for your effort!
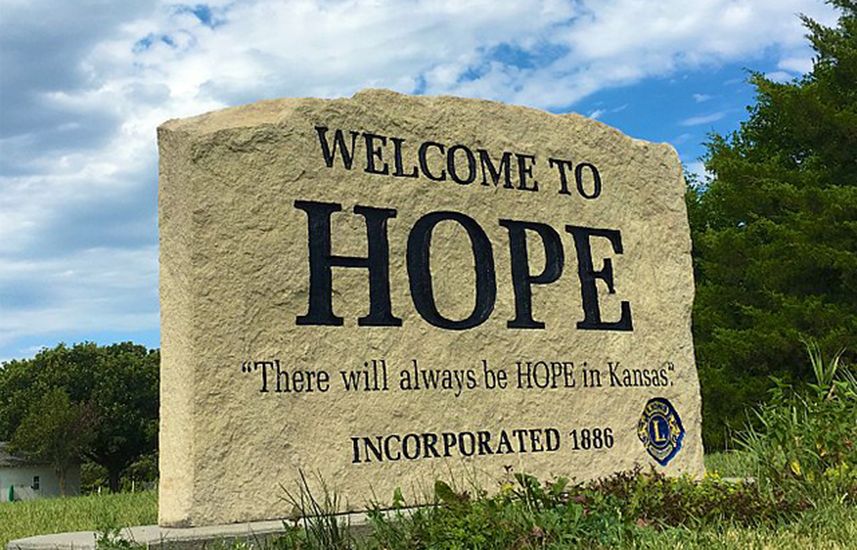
[280,470,354,550]
[94,526,141,550]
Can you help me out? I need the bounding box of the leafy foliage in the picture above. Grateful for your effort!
[9,388,95,495]
[360,468,807,550]
[736,340,857,503]
[0,342,159,492]
[690,1,857,448]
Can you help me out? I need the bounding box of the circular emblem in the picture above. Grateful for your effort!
[638,397,684,466]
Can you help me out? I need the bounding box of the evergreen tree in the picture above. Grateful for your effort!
[691,0,857,448]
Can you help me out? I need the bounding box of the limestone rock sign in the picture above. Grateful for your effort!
[158,89,704,527]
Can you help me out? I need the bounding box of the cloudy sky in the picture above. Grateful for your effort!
[0,0,840,361]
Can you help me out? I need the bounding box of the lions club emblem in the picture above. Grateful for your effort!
[638,397,684,466]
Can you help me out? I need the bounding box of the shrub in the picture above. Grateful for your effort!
[363,467,799,549]
[578,467,805,527]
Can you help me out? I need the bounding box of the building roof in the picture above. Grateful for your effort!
[0,442,42,467]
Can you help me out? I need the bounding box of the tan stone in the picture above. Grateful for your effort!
[158,89,704,527]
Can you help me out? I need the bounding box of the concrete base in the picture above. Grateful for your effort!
[6,513,374,549]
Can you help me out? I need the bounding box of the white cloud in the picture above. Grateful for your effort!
[693,93,713,102]
[679,111,727,126]
[685,161,712,183]
[778,55,814,74]
[765,70,795,82]
[0,0,841,354]
[673,132,694,145]
[586,103,628,120]
[0,247,158,347]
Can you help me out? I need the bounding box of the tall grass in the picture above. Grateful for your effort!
[704,451,755,478]
[278,470,353,550]
[735,340,857,504]
[0,490,156,547]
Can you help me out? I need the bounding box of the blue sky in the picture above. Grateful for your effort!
[0,0,840,361]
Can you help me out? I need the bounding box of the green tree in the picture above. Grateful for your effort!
[85,342,160,492]
[690,0,857,448]
[9,388,94,495]
[0,342,159,492]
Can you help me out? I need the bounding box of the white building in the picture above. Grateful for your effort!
[0,442,81,501]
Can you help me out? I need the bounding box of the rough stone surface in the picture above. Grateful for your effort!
[158,89,704,527]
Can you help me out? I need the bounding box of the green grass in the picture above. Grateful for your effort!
[0,490,156,548]
[618,501,857,549]
[704,451,755,478]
